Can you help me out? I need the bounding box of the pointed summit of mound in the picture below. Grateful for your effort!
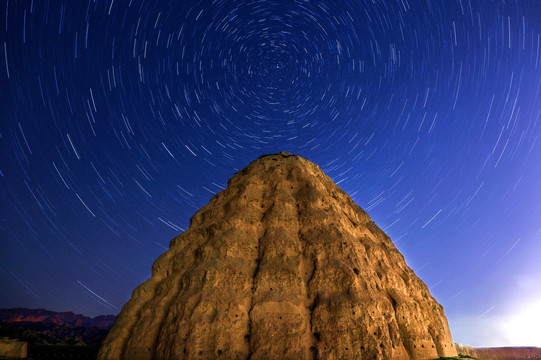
[99,152,457,360]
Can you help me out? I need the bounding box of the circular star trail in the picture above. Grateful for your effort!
[1,0,541,346]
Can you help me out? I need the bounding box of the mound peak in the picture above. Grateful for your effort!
[99,153,457,360]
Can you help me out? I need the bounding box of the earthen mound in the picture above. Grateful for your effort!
[99,152,457,360]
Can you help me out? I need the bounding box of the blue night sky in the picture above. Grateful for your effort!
[1,0,541,347]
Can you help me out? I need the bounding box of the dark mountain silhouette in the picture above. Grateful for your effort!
[0,308,115,329]
[0,308,115,346]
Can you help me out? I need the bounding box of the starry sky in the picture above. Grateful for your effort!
[1,0,541,347]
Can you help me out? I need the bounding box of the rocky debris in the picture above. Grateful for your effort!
[0,337,27,358]
[456,343,479,358]
[99,152,457,360]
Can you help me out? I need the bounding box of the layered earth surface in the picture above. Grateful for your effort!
[98,152,457,360]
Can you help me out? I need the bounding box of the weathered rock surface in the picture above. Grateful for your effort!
[98,152,457,360]
[0,337,27,359]
[456,343,478,358]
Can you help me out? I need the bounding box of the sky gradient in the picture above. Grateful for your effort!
[1,0,541,347]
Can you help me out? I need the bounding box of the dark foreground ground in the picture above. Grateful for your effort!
[473,347,541,360]
[444,346,541,360]
[0,317,107,360]
[26,344,100,359]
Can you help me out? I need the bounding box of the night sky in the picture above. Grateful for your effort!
[1,0,541,347]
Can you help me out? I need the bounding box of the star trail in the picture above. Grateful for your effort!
[1,0,541,347]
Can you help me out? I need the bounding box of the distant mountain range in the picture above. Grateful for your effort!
[0,308,116,346]
[0,308,115,329]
